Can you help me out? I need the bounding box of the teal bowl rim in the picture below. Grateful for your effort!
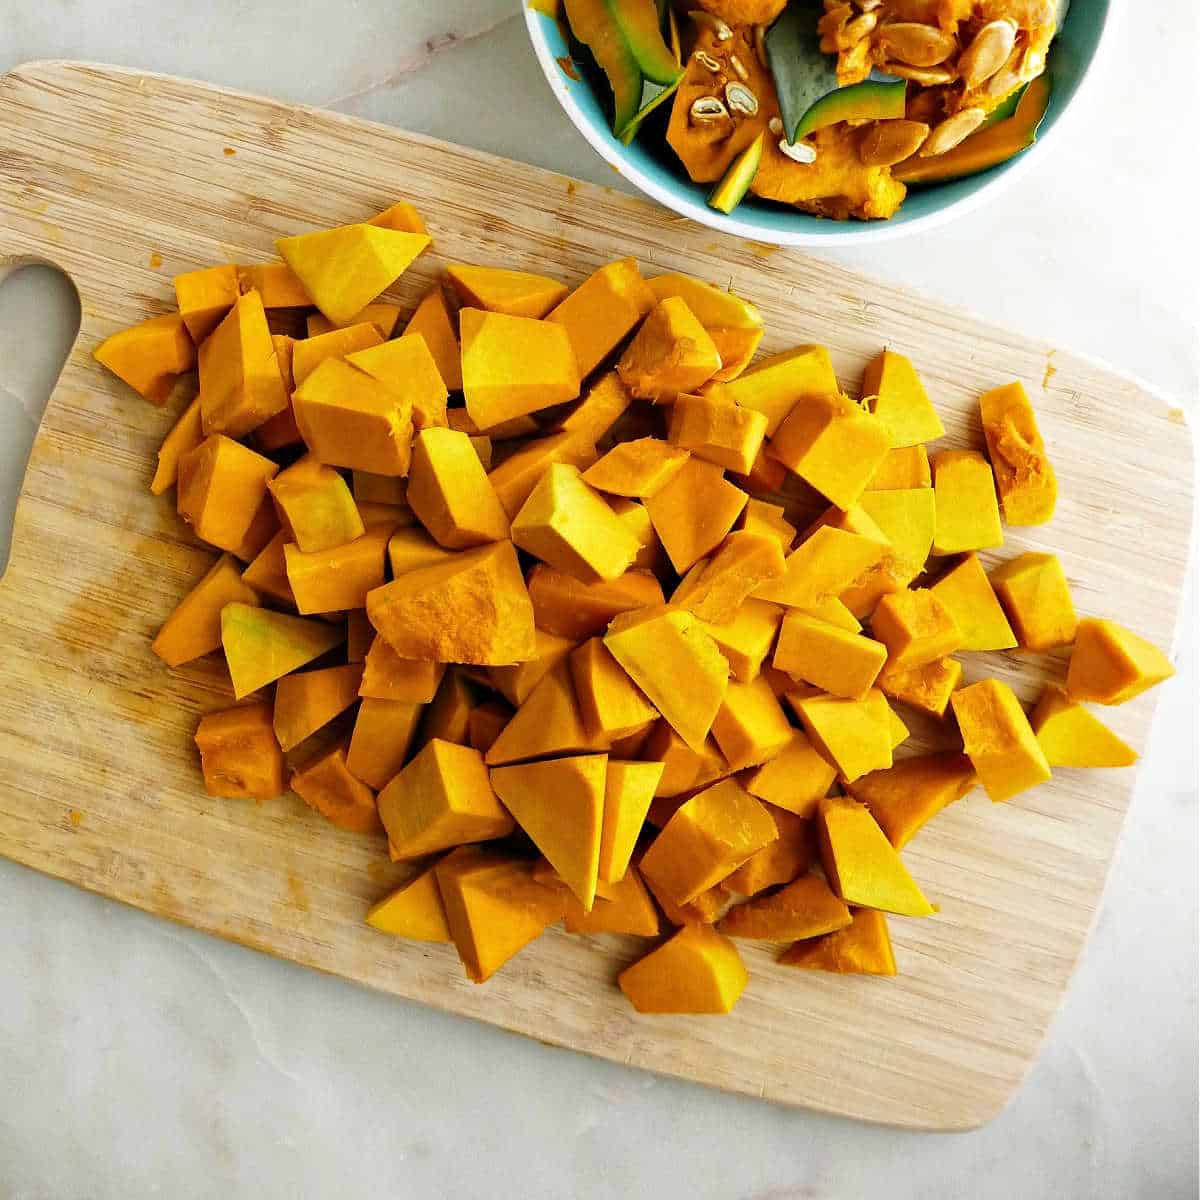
[524,2,1112,245]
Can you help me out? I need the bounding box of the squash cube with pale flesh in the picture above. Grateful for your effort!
[780,908,897,976]
[347,698,423,791]
[707,344,838,437]
[599,760,663,884]
[291,742,381,833]
[642,723,729,799]
[435,846,565,983]
[198,290,289,437]
[367,201,427,234]
[379,738,514,860]
[581,438,691,498]
[347,334,449,431]
[845,752,976,849]
[646,273,763,382]
[720,873,851,941]
[194,703,284,800]
[292,358,413,477]
[792,689,894,783]
[240,530,294,607]
[276,222,430,325]
[774,611,887,700]
[989,552,1078,651]
[674,531,785,625]
[152,553,258,667]
[292,322,384,388]
[236,262,311,308]
[743,731,836,818]
[644,456,748,574]
[980,381,1057,526]
[366,864,451,943]
[460,308,580,431]
[491,755,606,909]
[739,498,795,552]
[564,865,660,936]
[930,553,1017,652]
[484,661,607,766]
[932,450,1003,556]
[710,676,795,771]
[816,795,934,917]
[273,664,364,752]
[861,349,944,447]
[640,865,729,928]
[174,263,239,343]
[871,588,962,670]
[770,391,892,511]
[151,394,204,495]
[360,636,445,704]
[1031,685,1137,767]
[754,526,884,609]
[607,497,664,571]
[404,286,462,390]
[527,564,664,639]
[721,805,815,898]
[447,263,568,319]
[488,432,598,519]
[512,463,641,583]
[843,487,937,617]
[284,526,391,614]
[489,628,576,708]
[177,435,278,556]
[220,603,344,699]
[668,391,768,474]
[617,296,722,403]
[569,638,658,741]
[951,678,1051,802]
[546,257,656,378]
[867,444,931,491]
[604,605,729,753]
[877,655,962,718]
[93,312,195,406]
[618,923,748,1014]
[406,428,510,550]
[1065,619,1175,706]
[698,598,783,683]
[640,778,776,906]
[269,453,364,553]
[387,525,453,576]
[367,541,535,666]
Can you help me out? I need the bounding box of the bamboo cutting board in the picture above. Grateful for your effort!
[0,61,1191,1131]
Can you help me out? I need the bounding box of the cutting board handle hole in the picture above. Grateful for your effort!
[0,262,80,577]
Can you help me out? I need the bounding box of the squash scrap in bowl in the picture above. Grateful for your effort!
[525,0,1110,244]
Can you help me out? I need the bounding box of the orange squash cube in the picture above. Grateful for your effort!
[346,334,450,431]
[1065,619,1175,706]
[174,263,239,343]
[94,312,195,406]
[177,434,278,555]
[404,286,462,390]
[273,663,364,752]
[284,526,392,614]
[618,924,748,1013]
[152,552,259,668]
[446,263,568,319]
[617,297,722,403]
[269,453,364,553]
[194,703,285,800]
[291,743,382,833]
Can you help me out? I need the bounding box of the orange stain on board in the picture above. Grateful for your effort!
[148,252,163,269]
[223,146,237,156]
[286,873,310,912]
[68,809,83,826]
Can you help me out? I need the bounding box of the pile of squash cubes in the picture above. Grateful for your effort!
[94,199,1175,1015]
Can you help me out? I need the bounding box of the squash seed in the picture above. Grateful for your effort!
[876,21,957,67]
[858,119,931,166]
[690,96,732,124]
[843,11,879,44]
[725,82,759,116]
[729,54,750,82]
[881,62,956,85]
[768,116,784,136]
[958,19,1018,88]
[693,50,722,72]
[919,107,986,156]
[689,10,733,40]
[778,138,817,164]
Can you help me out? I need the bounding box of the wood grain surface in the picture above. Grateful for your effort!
[0,61,1191,1130]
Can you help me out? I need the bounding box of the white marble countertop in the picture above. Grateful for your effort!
[1,3,1196,1197]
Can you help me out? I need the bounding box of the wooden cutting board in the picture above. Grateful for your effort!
[0,61,1191,1131]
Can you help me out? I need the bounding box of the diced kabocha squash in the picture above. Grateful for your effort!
[378,738,514,860]
[446,264,568,319]
[290,743,382,834]
[563,864,660,936]
[646,274,763,382]
[407,428,511,550]
[527,564,664,639]
[742,731,836,818]
[150,395,204,495]
[755,526,884,610]
[581,437,691,499]
[791,689,894,783]
[779,908,896,976]
[435,846,566,983]
[860,349,944,446]
[360,638,445,704]
[773,611,887,700]
[618,924,748,1014]
[491,755,607,909]
[1065,619,1175,706]
[720,805,816,897]
[545,259,655,379]
[989,551,1078,651]
[720,872,851,941]
[569,638,659,742]
[284,526,392,615]
[194,703,285,800]
[951,678,1051,802]
[845,752,976,849]
[643,457,748,574]
[276,222,430,325]
[366,541,536,666]
[292,323,383,388]
[979,381,1057,526]
[1031,685,1137,768]
[930,553,1017,652]
[272,664,364,752]
[176,435,279,557]
[710,676,794,771]
[268,453,364,554]
[404,286,462,391]
[346,335,450,432]
[708,343,838,437]
[617,296,722,403]
[94,311,196,408]
[674,532,785,625]
[871,588,963,670]
[152,553,258,668]
[347,698,424,791]
[877,655,962,718]
[220,603,345,699]
[931,450,1003,555]
[366,864,452,943]
[174,264,239,343]
[668,393,768,475]
[598,760,663,883]
[484,661,608,766]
